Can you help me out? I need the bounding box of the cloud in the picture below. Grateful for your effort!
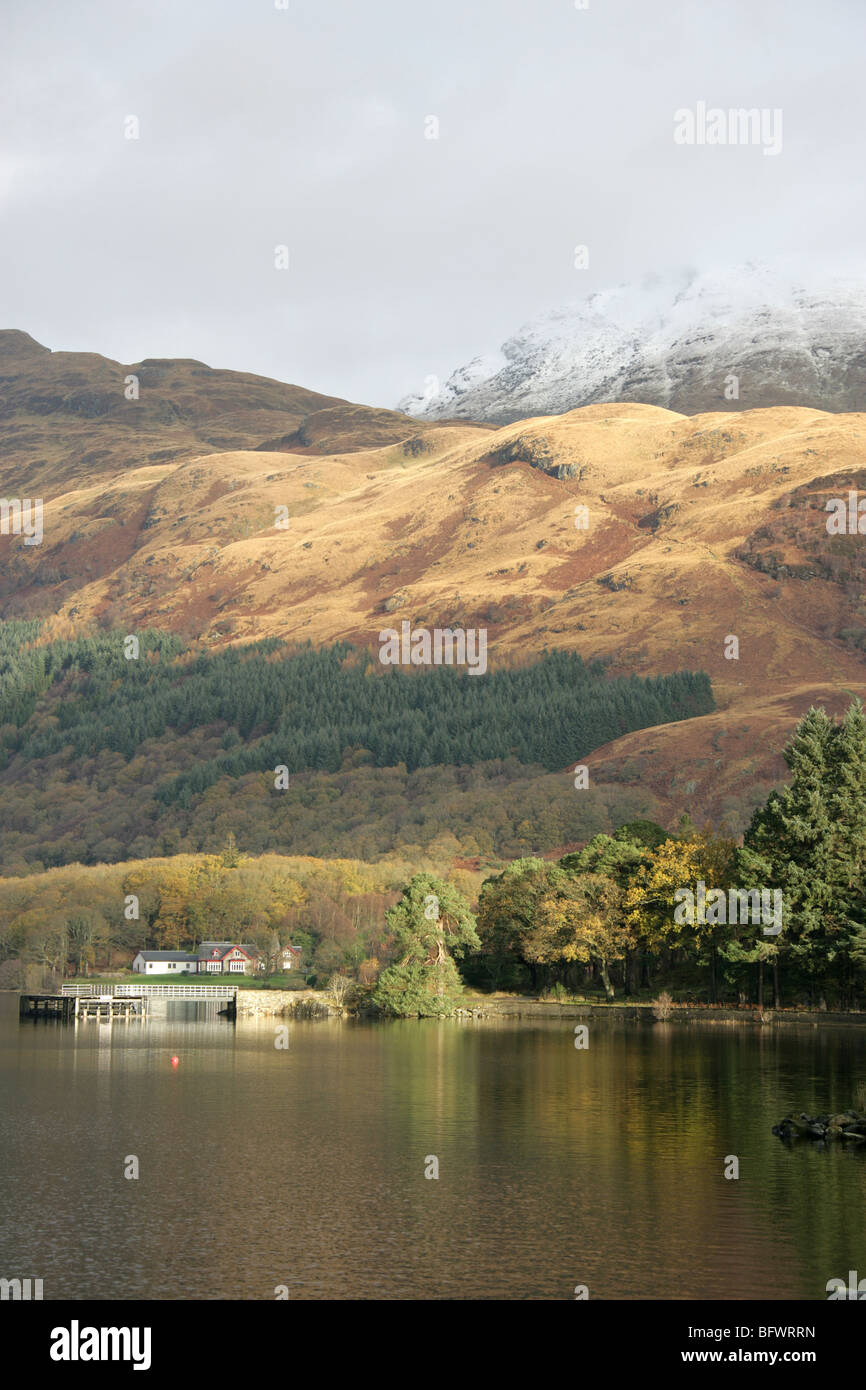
[1,0,864,405]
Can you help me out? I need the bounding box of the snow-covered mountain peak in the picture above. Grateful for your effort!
[399,263,866,422]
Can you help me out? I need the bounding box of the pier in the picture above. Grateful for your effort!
[60,982,238,1003]
[19,993,77,1021]
[75,995,146,1020]
[19,991,146,1021]
[19,982,238,1025]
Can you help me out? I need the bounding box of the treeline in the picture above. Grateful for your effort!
[0,623,712,774]
[154,649,712,804]
[0,746,659,876]
[0,844,432,991]
[4,705,865,1012]
[0,620,711,872]
[466,704,866,1011]
[0,620,186,736]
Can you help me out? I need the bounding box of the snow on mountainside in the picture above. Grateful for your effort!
[399,263,866,422]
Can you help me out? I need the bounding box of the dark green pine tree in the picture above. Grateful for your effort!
[742,706,837,996]
[373,873,480,1016]
[826,699,866,995]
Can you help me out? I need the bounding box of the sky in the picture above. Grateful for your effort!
[2,0,865,407]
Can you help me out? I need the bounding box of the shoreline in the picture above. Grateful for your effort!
[238,992,866,1025]
[5,988,864,1026]
[469,998,866,1026]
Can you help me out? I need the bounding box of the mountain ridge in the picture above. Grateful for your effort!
[2,332,866,833]
[398,263,866,423]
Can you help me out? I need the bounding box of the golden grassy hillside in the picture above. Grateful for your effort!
[4,333,866,828]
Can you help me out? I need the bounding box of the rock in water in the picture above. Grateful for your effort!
[773,1108,866,1141]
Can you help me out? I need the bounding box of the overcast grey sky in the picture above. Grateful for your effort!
[2,0,864,406]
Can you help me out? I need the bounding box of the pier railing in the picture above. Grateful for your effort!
[61,982,237,1001]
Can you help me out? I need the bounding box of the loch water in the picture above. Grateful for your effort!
[1,994,863,1300]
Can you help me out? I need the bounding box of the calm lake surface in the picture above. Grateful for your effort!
[1,994,864,1300]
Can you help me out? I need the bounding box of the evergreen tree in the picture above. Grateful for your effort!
[742,706,837,1001]
[220,832,242,869]
[825,699,866,996]
[373,874,479,1016]
[560,832,647,886]
[613,818,669,851]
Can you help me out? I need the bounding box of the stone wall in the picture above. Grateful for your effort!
[235,989,337,1019]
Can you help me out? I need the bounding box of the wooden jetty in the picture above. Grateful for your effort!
[75,994,146,1020]
[19,993,77,1021]
[19,981,237,1026]
[20,991,146,1021]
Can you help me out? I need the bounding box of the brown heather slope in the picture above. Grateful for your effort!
[0,329,469,490]
[2,333,866,830]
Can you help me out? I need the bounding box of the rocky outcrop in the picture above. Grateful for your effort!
[485,433,584,479]
[773,1109,866,1142]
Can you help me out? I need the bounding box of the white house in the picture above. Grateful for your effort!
[132,950,199,975]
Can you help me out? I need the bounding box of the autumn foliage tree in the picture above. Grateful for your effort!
[524,872,630,999]
[624,830,738,1001]
[475,858,562,989]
